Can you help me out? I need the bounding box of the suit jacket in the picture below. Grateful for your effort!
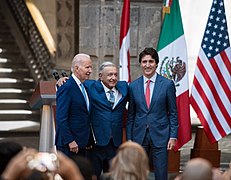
[84,80,128,147]
[55,76,90,149]
[126,74,178,147]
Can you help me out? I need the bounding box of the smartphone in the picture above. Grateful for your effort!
[27,152,58,172]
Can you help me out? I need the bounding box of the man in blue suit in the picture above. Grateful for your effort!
[57,62,128,179]
[85,62,128,179]
[55,53,93,157]
[126,48,178,180]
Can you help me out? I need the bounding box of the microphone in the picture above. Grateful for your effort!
[52,69,60,81]
[61,70,68,77]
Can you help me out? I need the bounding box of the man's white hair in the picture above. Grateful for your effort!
[99,61,116,73]
[71,53,90,72]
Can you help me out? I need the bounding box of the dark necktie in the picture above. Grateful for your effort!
[108,90,115,107]
[145,80,151,108]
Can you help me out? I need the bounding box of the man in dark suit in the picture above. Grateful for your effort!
[126,48,178,180]
[57,62,128,179]
[55,53,93,157]
[85,62,128,179]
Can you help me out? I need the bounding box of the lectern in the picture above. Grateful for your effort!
[29,81,56,152]
[191,126,220,167]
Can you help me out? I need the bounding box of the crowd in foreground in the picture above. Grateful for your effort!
[0,141,231,180]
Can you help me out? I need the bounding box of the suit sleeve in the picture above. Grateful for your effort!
[56,85,75,145]
[126,85,135,140]
[167,80,179,139]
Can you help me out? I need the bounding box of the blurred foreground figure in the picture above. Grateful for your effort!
[0,141,23,175]
[101,141,149,180]
[182,158,213,180]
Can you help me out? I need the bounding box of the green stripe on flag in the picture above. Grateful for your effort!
[157,0,184,51]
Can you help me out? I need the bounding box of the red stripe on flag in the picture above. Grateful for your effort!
[119,0,130,82]
[210,56,231,103]
[191,0,231,143]
[197,57,231,128]
[119,0,130,48]
[174,90,191,150]
[220,50,231,76]
[190,96,217,143]
[193,75,226,137]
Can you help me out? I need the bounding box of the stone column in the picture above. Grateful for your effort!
[56,0,76,71]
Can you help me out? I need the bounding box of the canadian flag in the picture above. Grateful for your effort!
[119,0,130,82]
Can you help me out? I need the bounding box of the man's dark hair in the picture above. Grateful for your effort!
[0,141,23,174]
[139,47,159,64]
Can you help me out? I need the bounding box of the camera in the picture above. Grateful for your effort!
[27,152,58,172]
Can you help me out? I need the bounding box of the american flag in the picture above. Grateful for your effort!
[190,0,231,143]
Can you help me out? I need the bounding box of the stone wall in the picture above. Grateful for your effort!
[33,0,162,81]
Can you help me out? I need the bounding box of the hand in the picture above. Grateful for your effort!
[167,139,176,150]
[69,141,79,154]
[56,77,69,86]
[56,151,84,180]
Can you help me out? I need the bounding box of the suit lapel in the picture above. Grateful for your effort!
[136,76,148,110]
[149,74,162,110]
[95,80,111,106]
[70,76,89,111]
[114,81,127,107]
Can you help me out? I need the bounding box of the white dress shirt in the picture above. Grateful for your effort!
[101,81,122,109]
[143,73,157,103]
[72,74,90,110]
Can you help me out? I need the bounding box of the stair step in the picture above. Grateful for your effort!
[0,92,32,99]
[0,103,33,110]
[0,40,19,47]
[0,62,27,68]
[0,120,40,137]
[0,113,40,122]
[0,28,11,34]
[0,56,26,63]
[0,52,23,59]
[0,33,14,41]
[0,51,21,56]
[0,72,32,78]
[0,131,39,137]
[0,7,41,131]
[0,82,35,89]
[0,48,20,53]
[0,43,19,51]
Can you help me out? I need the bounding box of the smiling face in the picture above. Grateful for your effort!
[140,55,157,79]
[99,66,118,89]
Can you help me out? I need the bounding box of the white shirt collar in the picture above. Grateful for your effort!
[143,72,157,83]
[72,73,82,85]
[101,81,116,93]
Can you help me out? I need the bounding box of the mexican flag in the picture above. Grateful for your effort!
[157,0,191,151]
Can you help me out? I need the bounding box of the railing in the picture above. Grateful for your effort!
[7,0,55,81]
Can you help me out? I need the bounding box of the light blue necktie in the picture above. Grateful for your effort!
[80,83,89,111]
[108,90,115,107]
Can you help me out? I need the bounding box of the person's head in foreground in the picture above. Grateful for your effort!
[108,141,149,180]
[182,158,213,180]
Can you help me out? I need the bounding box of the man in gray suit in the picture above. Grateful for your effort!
[126,47,178,180]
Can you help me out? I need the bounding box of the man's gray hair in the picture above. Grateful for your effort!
[71,53,90,72]
[99,61,116,73]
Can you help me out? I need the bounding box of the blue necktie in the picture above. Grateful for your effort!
[108,90,115,107]
[80,83,89,111]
